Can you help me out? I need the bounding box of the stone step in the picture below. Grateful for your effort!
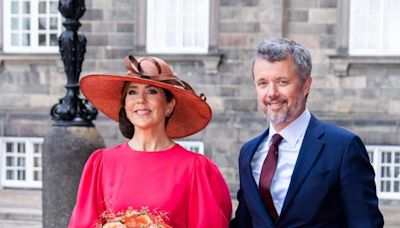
[0,219,42,228]
[0,207,41,220]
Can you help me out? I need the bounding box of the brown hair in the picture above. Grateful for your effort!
[118,82,174,139]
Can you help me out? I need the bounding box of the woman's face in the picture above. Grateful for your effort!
[124,82,175,132]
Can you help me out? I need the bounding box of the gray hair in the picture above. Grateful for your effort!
[251,38,312,82]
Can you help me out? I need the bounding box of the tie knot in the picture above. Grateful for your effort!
[271,134,283,146]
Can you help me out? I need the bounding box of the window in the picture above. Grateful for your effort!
[176,141,204,155]
[0,137,43,188]
[3,0,62,53]
[349,0,400,56]
[146,0,209,54]
[367,145,400,199]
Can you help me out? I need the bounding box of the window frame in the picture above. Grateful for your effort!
[366,145,400,199]
[176,141,204,155]
[0,137,43,188]
[348,0,400,56]
[330,0,400,77]
[135,0,218,54]
[146,0,210,54]
[3,0,62,53]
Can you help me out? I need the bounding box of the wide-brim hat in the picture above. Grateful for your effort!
[80,55,212,138]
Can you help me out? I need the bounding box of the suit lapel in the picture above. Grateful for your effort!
[242,129,276,224]
[280,116,325,217]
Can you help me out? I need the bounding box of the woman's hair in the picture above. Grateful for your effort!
[118,82,174,139]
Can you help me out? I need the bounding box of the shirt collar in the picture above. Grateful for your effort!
[269,108,311,147]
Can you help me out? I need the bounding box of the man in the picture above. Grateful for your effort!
[230,38,384,227]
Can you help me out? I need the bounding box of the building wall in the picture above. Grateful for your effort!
[1,0,400,198]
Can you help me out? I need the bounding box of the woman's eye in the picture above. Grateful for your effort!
[147,89,158,94]
[127,90,136,95]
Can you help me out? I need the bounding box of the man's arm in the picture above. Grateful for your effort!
[230,188,253,228]
[340,135,384,227]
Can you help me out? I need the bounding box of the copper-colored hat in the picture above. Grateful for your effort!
[80,55,212,138]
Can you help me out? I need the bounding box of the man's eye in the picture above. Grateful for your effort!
[278,80,288,85]
[257,81,267,87]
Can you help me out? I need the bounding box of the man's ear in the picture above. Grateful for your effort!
[303,76,312,97]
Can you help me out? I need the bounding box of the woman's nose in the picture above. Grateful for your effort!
[135,92,146,103]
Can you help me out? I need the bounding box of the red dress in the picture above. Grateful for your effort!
[68,142,232,228]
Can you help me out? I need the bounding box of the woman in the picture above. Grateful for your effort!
[68,55,232,228]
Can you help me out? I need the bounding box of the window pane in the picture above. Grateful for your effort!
[165,32,176,47]
[17,143,25,153]
[6,170,14,180]
[39,34,46,46]
[11,1,19,14]
[50,1,58,14]
[183,0,195,14]
[17,170,26,180]
[6,157,14,166]
[381,180,390,192]
[395,167,400,178]
[6,142,13,152]
[382,152,392,163]
[39,1,46,14]
[381,166,391,177]
[22,1,30,14]
[34,143,42,153]
[183,33,193,47]
[22,33,30,46]
[22,18,30,30]
[368,151,374,163]
[17,157,25,167]
[50,34,58,46]
[11,18,19,30]
[34,157,42,167]
[39,17,46,30]
[11,33,20,46]
[50,17,58,30]
[34,171,42,181]
[195,32,205,47]
[395,152,400,163]
[395,181,399,192]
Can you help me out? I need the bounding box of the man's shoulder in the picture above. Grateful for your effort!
[311,116,359,139]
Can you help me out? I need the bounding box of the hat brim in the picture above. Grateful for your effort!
[80,74,212,138]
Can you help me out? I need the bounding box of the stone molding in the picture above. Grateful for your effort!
[329,55,400,77]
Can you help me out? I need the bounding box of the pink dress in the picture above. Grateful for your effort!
[68,142,232,228]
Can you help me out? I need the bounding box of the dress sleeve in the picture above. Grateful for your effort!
[188,155,232,228]
[69,150,105,228]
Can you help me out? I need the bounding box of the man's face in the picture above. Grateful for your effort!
[253,58,312,131]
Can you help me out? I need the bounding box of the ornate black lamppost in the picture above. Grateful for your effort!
[51,0,97,126]
[43,0,105,227]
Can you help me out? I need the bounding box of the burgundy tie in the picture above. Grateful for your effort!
[259,134,283,222]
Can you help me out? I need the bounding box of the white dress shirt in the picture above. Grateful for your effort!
[251,109,311,215]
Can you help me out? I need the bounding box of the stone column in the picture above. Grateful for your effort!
[43,127,104,227]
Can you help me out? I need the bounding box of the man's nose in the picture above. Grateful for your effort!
[266,84,279,98]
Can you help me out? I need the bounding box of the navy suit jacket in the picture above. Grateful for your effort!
[231,115,384,228]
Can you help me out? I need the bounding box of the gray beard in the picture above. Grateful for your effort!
[259,96,304,126]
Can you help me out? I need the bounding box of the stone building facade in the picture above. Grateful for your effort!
[1,0,400,208]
